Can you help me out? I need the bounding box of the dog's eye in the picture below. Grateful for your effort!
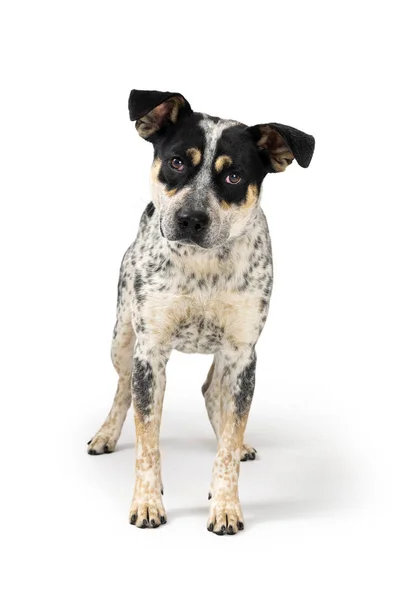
[226,173,241,185]
[170,157,184,172]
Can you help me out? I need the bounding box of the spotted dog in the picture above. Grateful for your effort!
[87,90,315,535]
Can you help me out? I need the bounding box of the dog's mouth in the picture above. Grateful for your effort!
[159,223,231,250]
[159,223,208,248]
[166,235,208,249]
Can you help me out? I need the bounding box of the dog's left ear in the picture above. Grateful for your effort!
[128,89,192,141]
[247,123,315,172]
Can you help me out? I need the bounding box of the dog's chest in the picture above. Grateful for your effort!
[171,306,225,354]
[134,267,266,353]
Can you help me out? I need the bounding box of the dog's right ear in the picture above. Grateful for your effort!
[128,89,192,141]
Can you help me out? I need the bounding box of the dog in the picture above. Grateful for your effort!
[87,89,315,535]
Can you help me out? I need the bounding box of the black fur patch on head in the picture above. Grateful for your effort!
[212,125,267,206]
[130,90,314,220]
[151,116,268,205]
[153,113,206,193]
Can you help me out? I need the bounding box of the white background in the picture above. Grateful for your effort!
[1,1,398,598]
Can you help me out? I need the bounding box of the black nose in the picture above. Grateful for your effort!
[176,209,210,236]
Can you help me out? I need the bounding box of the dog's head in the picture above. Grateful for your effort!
[129,89,315,248]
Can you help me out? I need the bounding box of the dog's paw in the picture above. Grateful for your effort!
[240,444,257,461]
[129,495,167,529]
[207,497,244,535]
[87,431,117,455]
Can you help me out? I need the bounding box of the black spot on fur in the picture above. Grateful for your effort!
[223,365,231,377]
[132,358,154,417]
[254,235,262,250]
[234,351,257,416]
[217,246,230,261]
[207,115,220,124]
[237,271,250,292]
[116,247,132,303]
[134,272,145,303]
[135,317,146,334]
[145,202,155,217]
[264,277,273,297]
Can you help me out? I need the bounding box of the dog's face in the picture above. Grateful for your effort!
[129,90,315,248]
[150,115,266,249]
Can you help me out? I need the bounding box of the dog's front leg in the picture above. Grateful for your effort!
[207,345,256,535]
[129,340,170,528]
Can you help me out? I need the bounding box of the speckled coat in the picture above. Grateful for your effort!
[87,89,315,535]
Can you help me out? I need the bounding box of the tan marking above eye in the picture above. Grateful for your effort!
[166,188,177,197]
[186,147,202,166]
[215,155,233,173]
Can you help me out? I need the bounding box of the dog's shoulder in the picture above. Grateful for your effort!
[116,203,156,303]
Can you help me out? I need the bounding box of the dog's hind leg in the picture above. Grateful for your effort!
[87,318,135,455]
[202,357,257,462]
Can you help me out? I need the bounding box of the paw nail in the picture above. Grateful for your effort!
[215,525,226,536]
[87,439,92,445]
[207,523,214,532]
[227,525,235,535]
[87,449,97,455]
[238,521,244,530]
[150,519,159,528]
[104,445,111,453]
[250,452,256,460]
[130,514,137,525]
[208,493,212,500]
[160,516,166,524]
[141,519,148,528]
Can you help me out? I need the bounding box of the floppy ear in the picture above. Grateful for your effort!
[128,89,192,140]
[248,123,315,172]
